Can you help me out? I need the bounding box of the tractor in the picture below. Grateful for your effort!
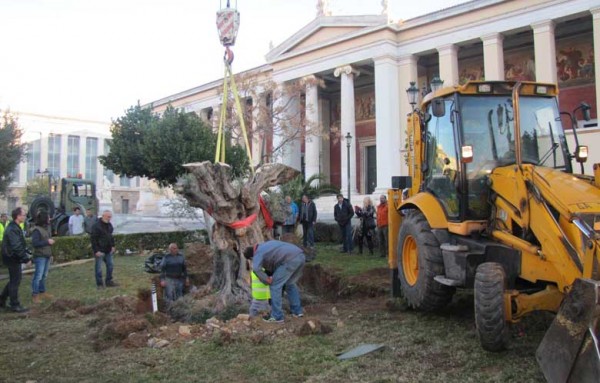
[388,81,599,382]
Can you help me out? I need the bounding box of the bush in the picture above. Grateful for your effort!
[0,230,208,264]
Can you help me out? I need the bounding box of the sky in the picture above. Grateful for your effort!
[0,0,470,123]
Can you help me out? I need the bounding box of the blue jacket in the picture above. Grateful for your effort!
[284,202,299,226]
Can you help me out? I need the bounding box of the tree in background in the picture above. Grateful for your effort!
[0,111,25,196]
[99,104,249,187]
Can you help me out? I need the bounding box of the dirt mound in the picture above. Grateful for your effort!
[46,299,83,312]
[184,242,214,286]
[299,264,389,301]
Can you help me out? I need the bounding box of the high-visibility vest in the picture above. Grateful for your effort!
[0,222,5,241]
[251,271,270,301]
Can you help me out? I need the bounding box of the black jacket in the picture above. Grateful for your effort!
[334,199,355,226]
[300,201,317,224]
[91,220,115,254]
[1,221,30,264]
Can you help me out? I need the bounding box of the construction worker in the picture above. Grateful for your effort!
[376,195,389,258]
[249,269,270,318]
[0,213,8,241]
[159,243,188,302]
[243,240,305,323]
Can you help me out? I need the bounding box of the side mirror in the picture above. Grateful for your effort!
[581,102,591,121]
[575,145,588,163]
[432,99,445,118]
[461,145,474,163]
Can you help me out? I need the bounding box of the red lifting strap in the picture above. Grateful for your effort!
[227,213,257,230]
[259,196,274,229]
[225,196,274,230]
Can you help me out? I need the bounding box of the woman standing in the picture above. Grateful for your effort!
[31,210,55,304]
[354,197,376,255]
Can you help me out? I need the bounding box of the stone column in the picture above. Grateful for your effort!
[437,44,459,86]
[373,55,403,194]
[251,96,262,167]
[272,82,302,171]
[211,105,220,132]
[334,65,359,197]
[532,20,557,83]
[60,134,68,178]
[398,55,419,178]
[39,132,49,172]
[304,75,321,182]
[482,33,505,81]
[319,98,331,183]
[592,8,600,119]
[79,135,87,179]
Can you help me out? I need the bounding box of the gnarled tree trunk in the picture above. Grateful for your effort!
[181,161,299,309]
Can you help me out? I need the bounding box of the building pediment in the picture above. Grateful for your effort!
[266,15,387,63]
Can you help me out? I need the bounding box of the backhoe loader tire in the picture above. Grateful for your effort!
[474,262,509,352]
[397,211,455,311]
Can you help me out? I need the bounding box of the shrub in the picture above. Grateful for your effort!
[0,230,208,264]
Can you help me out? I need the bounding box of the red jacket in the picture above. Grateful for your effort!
[376,203,388,228]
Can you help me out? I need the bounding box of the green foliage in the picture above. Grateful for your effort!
[0,230,208,264]
[22,177,53,205]
[99,104,249,187]
[0,111,25,196]
[278,173,339,205]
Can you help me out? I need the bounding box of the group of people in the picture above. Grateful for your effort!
[0,207,118,313]
[334,193,389,257]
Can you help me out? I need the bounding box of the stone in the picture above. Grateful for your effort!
[236,313,250,321]
[155,339,170,348]
[243,320,251,326]
[337,319,345,328]
[308,320,316,330]
[178,325,192,337]
[331,307,339,316]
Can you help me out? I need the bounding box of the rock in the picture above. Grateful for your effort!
[178,325,192,337]
[236,313,250,321]
[159,326,168,331]
[331,307,339,316]
[276,329,285,335]
[207,323,221,329]
[155,339,170,348]
[148,338,170,348]
[243,320,251,326]
[308,320,316,330]
[336,319,345,328]
[206,317,221,325]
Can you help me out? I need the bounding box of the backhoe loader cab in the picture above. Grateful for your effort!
[388,81,600,382]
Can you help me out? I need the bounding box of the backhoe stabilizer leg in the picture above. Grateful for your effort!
[536,278,600,383]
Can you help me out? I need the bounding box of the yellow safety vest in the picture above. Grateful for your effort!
[251,271,270,301]
[0,222,5,241]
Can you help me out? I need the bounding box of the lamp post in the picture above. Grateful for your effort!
[345,132,353,204]
[406,81,419,111]
[430,76,444,93]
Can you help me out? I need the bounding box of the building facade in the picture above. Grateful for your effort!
[1,112,165,215]
[150,0,600,197]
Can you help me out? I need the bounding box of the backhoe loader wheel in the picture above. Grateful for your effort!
[474,262,509,352]
[397,211,454,311]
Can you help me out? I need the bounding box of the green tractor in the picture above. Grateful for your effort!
[28,178,99,236]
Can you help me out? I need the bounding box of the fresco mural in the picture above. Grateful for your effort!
[458,57,484,84]
[330,89,376,123]
[504,48,536,81]
[556,34,594,87]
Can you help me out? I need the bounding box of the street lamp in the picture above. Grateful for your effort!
[406,81,419,111]
[345,132,353,204]
[430,76,444,93]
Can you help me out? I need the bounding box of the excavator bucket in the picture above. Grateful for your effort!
[536,278,600,383]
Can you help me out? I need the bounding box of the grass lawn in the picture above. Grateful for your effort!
[0,244,546,383]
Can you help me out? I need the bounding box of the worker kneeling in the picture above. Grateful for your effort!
[159,243,188,303]
[244,240,306,324]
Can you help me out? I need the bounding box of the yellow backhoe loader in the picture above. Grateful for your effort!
[388,81,599,382]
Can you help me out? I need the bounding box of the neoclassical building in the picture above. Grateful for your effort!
[151,0,600,197]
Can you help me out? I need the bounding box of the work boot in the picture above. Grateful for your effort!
[105,281,119,288]
[40,292,54,301]
[32,295,41,304]
[10,305,29,313]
